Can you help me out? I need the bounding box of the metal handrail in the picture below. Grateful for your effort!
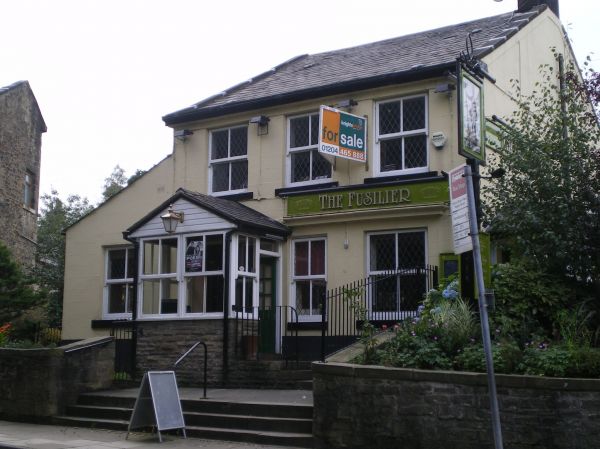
[173,341,208,399]
[64,337,113,353]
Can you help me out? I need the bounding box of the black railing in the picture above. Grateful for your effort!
[173,341,208,399]
[110,322,136,382]
[233,305,299,363]
[321,265,438,361]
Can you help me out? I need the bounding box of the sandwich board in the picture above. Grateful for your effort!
[126,371,186,442]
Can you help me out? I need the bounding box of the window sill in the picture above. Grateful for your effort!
[211,191,253,201]
[364,171,441,185]
[91,318,132,329]
[275,182,339,197]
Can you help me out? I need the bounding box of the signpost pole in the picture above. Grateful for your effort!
[464,164,504,449]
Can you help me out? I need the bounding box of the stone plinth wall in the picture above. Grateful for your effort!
[136,319,236,387]
[0,337,114,418]
[313,362,600,449]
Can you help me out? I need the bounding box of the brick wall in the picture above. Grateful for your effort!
[313,362,600,449]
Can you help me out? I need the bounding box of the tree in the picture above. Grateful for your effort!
[484,53,600,298]
[35,190,93,326]
[0,242,41,324]
[102,165,128,201]
[127,169,147,186]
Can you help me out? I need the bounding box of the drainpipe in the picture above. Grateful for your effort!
[222,231,233,387]
[123,231,139,380]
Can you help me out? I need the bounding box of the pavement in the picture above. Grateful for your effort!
[0,421,307,449]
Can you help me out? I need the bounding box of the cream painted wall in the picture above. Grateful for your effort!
[63,9,577,339]
[62,156,176,339]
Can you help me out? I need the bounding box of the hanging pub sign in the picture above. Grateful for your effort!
[458,63,486,164]
[449,164,473,255]
[318,105,367,163]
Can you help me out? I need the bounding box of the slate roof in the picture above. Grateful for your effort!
[125,188,290,238]
[164,6,546,125]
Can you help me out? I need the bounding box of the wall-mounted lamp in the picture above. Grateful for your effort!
[174,129,193,141]
[161,204,184,233]
[336,99,358,109]
[249,115,270,136]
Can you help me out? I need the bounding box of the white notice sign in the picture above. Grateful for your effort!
[449,165,473,254]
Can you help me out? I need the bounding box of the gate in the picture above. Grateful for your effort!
[110,322,136,381]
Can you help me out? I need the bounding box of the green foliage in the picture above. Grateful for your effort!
[483,52,600,290]
[127,169,147,185]
[102,165,128,201]
[34,190,93,326]
[454,341,522,374]
[0,242,42,323]
[344,287,378,364]
[491,262,570,335]
[519,345,572,377]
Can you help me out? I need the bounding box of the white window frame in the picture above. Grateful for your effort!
[366,229,428,319]
[233,234,259,317]
[286,112,332,187]
[374,94,429,177]
[208,124,249,196]
[291,237,327,322]
[138,233,227,319]
[103,246,134,319]
[182,232,226,317]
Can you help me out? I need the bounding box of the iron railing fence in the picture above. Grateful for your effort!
[233,305,299,363]
[321,265,438,360]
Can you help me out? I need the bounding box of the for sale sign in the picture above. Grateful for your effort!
[449,165,473,254]
[319,105,367,163]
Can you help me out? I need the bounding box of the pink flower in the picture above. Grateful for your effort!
[381,324,388,331]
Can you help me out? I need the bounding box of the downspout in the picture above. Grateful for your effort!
[222,230,234,387]
[123,231,139,380]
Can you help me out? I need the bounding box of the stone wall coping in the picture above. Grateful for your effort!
[0,336,113,356]
[312,361,600,392]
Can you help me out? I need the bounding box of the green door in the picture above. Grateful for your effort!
[258,256,277,353]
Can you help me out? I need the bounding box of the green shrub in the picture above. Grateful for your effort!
[377,327,452,370]
[455,341,522,374]
[519,345,572,377]
[567,347,600,378]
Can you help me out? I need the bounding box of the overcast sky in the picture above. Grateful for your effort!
[2,0,598,205]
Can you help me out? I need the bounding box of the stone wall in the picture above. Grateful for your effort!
[136,319,235,387]
[0,81,45,268]
[0,337,114,419]
[313,362,600,449]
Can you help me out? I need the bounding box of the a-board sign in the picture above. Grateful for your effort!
[449,165,473,255]
[127,371,186,442]
[318,105,367,163]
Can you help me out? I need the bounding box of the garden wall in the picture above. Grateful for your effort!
[313,362,600,449]
[0,337,114,419]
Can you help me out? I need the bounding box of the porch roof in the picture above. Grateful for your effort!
[124,188,290,239]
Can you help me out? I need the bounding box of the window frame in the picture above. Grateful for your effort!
[24,170,36,210]
[103,246,135,319]
[291,237,327,322]
[286,112,332,187]
[234,234,258,316]
[374,94,429,177]
[208,124,249,196]
[366,229,428,318]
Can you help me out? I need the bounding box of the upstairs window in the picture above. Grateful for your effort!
[287,113,331,186]
[375,95,428,176]
[209,125,248,195]
[24,171,36,210]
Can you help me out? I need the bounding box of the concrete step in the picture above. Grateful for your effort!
[57,390,314,448]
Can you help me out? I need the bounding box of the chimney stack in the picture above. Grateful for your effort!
[518,0,559,17]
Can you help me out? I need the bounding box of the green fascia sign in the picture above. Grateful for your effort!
[287,179,449,217]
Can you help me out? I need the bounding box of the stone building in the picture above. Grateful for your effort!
[0,81,46,268]
[61,1,575,384]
